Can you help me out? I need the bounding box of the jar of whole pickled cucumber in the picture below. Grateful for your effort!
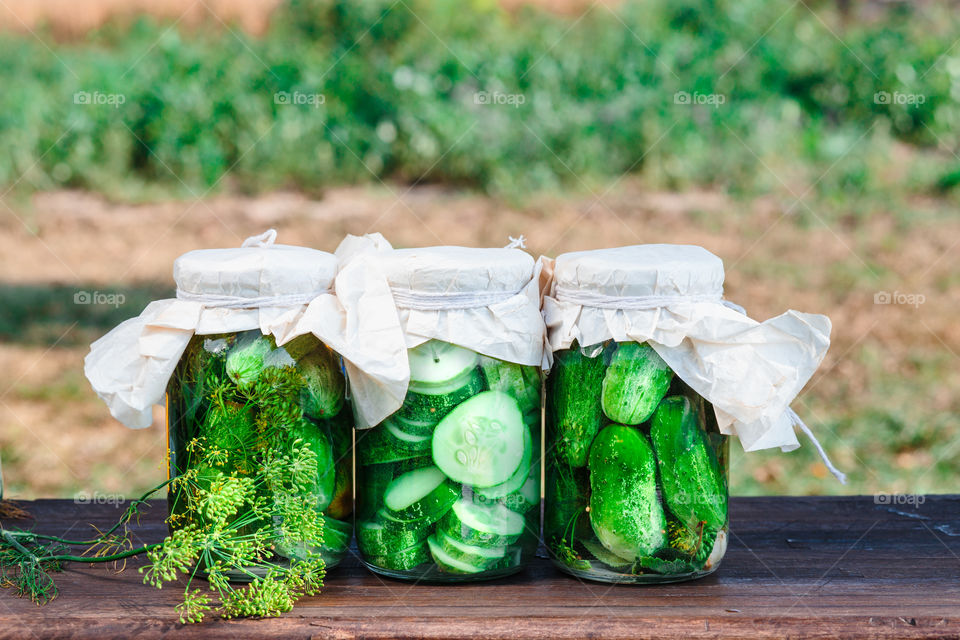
[350,244,545,582]
[546,341,728,582]
[85,231,363,577]
[541,245,834,583]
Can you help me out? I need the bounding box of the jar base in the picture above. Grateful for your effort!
[363,561,525,583]
[552,561,721,584]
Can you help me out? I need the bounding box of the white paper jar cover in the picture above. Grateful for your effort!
[542,244,835,461]
[84,231,407,430]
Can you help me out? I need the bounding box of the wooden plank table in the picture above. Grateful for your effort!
[1,496,959,639]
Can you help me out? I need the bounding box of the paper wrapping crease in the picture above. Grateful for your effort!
[334,235,547,428]
[541,255,832,453]
[85,236,412,430]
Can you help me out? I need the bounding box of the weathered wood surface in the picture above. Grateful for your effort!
[2,496,959,639]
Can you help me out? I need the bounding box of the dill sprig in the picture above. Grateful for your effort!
[1,331,336,623]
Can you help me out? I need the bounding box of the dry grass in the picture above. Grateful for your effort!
[1,181,957,498]
[0,0,613,38]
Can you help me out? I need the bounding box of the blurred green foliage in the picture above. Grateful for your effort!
[0,0,958,201]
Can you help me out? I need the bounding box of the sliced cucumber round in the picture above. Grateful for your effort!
[435,531,506,569]
[431,391,525,488]
[474,425,532,500]
[502,473,539,514]
[479,357,541,417]
[383,466,459,523]
[357,421,431,466]
[427,535,488,574]
[408,340,480,389]
[366,541,430,572]
[392,413,438,438]
[357,514,431,557]
[439,498,526,547]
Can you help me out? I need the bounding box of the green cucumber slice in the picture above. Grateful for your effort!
[479,357,541,416]
[357,514,432,557]
[435,531,506,569]
[392,413,438,438]
[431,391,525,488]
[474,425,533,500]
[427,535,488,574]
[400,372,484,424]
[439,499,525,547]
[408,340,480,389]
[383,466,459,523]
[366,541,430,572]
[357,421,431,466]
[502,473,539,514]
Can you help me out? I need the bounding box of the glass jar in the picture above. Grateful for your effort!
[355,339,541,581]
[165,329,353,576]
[544,340,729,583]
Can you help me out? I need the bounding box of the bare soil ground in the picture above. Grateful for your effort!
[1,182,957,499]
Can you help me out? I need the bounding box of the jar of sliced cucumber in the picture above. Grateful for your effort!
[352,246,544,581]
[545,341,728,582]
[541,244,835,583]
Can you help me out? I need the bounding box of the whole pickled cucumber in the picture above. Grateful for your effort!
[650,396,727,532]
[600,342,673,425]
[587,425,667,560]
[547,348,606,468]
[300,346,345,420]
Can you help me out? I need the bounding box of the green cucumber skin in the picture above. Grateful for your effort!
[288,419,336,513]
[600,342,673,426]
[365,541,430,572]
[299,346,345,420]
[357,515,433,557]
[435,532,505,570]
[480,357,542,417]
[587,424,667,560]
[547,348,606,468]
[356,457,433,518]
[384,478,459,524]
[356,423,430,466]
[399,369,484,423]
[650,396,728,532]
[438,504,523,547]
